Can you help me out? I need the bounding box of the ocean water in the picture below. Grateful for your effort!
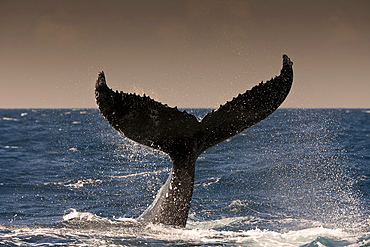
[0,108,369,246]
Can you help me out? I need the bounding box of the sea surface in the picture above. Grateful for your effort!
[0,108,369,246]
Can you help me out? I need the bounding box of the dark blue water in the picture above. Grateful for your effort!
[0,108,369,246]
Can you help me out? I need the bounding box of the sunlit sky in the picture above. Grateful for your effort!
[1,0,369,108]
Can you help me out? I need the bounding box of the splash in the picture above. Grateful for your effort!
[1,213,368,247]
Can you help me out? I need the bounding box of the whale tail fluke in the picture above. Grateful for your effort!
[95,72,201,158]
[95,55,293,156]
[95,54,293,227]
[199,54,293,152]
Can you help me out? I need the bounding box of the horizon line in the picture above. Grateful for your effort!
[1,107,369,110]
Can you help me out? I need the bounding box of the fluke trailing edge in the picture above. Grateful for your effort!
[95,54,293,227]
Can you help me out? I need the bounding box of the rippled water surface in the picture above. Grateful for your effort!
[1,108,369,246]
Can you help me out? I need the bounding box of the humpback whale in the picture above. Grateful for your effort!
[95,54,293,227]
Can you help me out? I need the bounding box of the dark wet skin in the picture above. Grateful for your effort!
[95,55,293,227]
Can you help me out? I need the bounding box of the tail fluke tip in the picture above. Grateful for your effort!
[96,71,107,88]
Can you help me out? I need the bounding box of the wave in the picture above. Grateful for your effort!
[109,168,169,179]
[44,178,103,188]
[2,117,19,121]
[1,210,368,246]
[3,145,22,149]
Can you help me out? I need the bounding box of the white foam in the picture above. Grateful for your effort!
[144,223,351,246]
[116,217,138,223]
[63,208,103,222]
[4,146,21,149]
[44,178,102,188]
[111,168,168,179]
[0,217,365,247]
[201,177,221,187]
[2,117,19,121]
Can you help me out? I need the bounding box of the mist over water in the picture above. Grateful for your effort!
[0,108,369,246]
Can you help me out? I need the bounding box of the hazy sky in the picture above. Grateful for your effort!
[1,0,369,108]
